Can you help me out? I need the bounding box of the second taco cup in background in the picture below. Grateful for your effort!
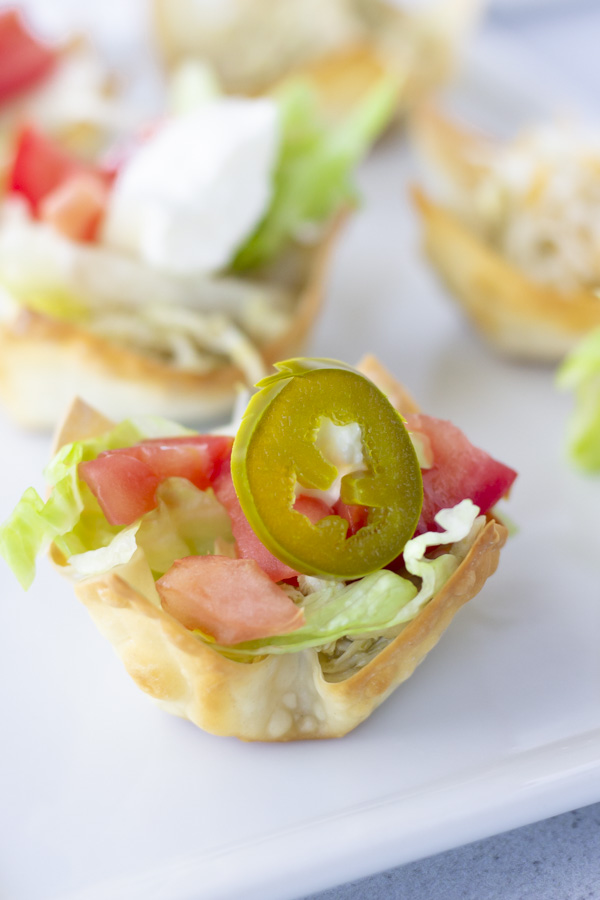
[152,0,481,124]
[411,107,600,362]
[0,71,394,429]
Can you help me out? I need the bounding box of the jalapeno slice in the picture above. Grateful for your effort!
[231,358,423,579]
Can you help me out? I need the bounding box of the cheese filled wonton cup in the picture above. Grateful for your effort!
[411,108,600,362]
[153,0,481,124]
[22,356,513,742]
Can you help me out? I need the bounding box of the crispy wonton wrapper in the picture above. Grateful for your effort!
[412,109,600,361]
[48,357,507,741]
[0,219,340,430]
[152,0,480,123]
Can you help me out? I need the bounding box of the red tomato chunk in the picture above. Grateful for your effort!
[78,435,234,526]
[156,555,304,644]
[9,125,113,217]
[212,460,299,582]
[119,435,234,489]
[79,453,159,526]
[0,10,56,105]
[293,495,333,524]
[332,499,369,536]
[39,173,109,243]
[405,414,517,534]
[294,495,369,536]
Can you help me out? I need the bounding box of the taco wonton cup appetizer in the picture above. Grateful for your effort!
[0,76,392,429]
[412,108,600,361]
[153,0,480,123]
[0,356,515,741]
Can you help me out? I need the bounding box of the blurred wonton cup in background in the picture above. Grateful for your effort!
[0,215,340,429]
[0,67,393,429]
[411,108,600,362]
[152,0,481,123]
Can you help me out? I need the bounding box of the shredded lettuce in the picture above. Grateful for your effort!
[557,327,600,472]
[0,486,79,591]
[64,478,235,580]
[213,500,480,658]
[136,479,233,577]
[67,524,141,578]
[0,415,195,589]
[10,286,89,323]
[232,76,398,271]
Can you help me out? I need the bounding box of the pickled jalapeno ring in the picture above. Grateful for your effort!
[231,358,423,579]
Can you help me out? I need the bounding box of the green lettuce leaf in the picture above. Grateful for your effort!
[65,479,234,581]
[557,327,600,472]
[0,415,195,589]
[213,500,480,657]
[232,76,398,271]
[0,486,79,590]
[136,478,234,577]
[66,524,142,579]
[15,288,89,323]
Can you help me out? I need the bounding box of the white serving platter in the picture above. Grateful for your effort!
[0,25,599,900]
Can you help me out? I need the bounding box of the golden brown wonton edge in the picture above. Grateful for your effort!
[0,216,342,430]
[411,108,600,362]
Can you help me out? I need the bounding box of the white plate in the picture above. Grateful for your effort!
[1,29,600,900]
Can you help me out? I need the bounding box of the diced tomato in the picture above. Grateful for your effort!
[156,555,305,644]
[117,435,234,490]
[296,495,369,536]
[9,124,113,216]
[332,499,369,536]
[0,10,56,105]
[39,173,109,242]
[405,414,517,534]
[212,461,298,582]
[298,495,370,537]
[293,495,332,524]
[79,435,233,526]
[213,468,370,578]
[79,454,160,526]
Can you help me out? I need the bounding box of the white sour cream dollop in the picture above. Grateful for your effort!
[102,97,280,276]
[297,419,366,507]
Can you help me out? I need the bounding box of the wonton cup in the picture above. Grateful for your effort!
[153,0,480,123]
[48,358,507,741]
[0,218,339,430]
[412,109,600,362]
